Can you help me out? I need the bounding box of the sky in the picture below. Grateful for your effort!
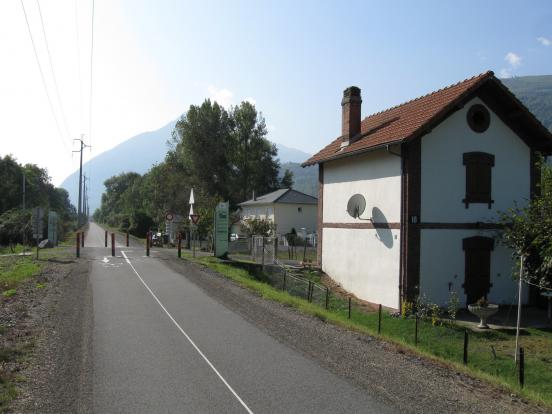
[1,0,551,187]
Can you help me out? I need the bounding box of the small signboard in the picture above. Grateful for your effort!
[32,207,44,239]
[190,214,200,225]
[214,202,229,257]
[48,211,58,245]
[166,213,174,221]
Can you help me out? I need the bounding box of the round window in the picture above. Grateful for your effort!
[467,104,490,133]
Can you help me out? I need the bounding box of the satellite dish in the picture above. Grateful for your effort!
[347,194,366,219]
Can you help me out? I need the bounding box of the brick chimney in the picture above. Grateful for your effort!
[341,86,362,143]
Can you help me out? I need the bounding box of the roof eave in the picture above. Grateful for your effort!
[301,139,404,166]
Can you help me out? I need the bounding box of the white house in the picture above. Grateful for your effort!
[237,188,317,236]
[303,71,552,310]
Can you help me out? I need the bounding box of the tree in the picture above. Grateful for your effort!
[499,158,552,289]
[280,169,294,188]
[241,217,276,237]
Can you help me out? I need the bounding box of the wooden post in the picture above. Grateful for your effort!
[378,304,382,334]
[282,271,287,291]
[325,287,329,310]
[126,232,129,247]
[463,331,469,365]
[104,230,107,247]
[76,232,80,258]
[307,281,312,302]
[178,233,182,258]
[111,233,115,257]
[415,315,419,346]
[519,347,525,388]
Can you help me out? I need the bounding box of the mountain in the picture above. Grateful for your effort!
[60,120,312,212]
[502,75,552,132]
[279,162,318,197]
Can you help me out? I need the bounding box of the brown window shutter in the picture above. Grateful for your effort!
[463,152,494,208]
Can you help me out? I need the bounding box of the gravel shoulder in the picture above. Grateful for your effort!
[156,250,550,414]
[3,256,93,414]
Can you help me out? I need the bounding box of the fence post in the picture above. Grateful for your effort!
[81,231,85,247]
[348,297,351,319]
[415,315,419,346]
[76,232,80,258]
[274,236,278,263]
[104,230,107,247]
[261,237,265,269]
[325,287,329,310]
[178,234,182,258]
[378,304,382,334]
[282,270,287,291]
[463,331,469,365]
[111,233,115,257]
[126,232,129,247]
[519,347,525,388]
[146,231,150,257]
[307,281,312,302]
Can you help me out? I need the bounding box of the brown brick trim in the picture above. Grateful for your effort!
[323,222,400,229]
[418,222,503,230]
[403,137,421,302]
[530,149,541,199]
[317,164,324,266]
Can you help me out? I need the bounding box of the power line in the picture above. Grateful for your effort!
[20,0,71,154]
[36,0,72,140]
[89,0,95,144]
[75,0,84,131]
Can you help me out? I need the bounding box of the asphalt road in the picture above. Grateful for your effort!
[85,222,394,413]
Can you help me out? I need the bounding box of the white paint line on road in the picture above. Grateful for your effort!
[120,251,254,414]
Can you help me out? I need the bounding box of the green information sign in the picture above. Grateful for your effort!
[214,201,229,257]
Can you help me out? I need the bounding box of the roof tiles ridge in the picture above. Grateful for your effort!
[362,70,494,122]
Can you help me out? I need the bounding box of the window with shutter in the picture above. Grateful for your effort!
[462,152,494,208]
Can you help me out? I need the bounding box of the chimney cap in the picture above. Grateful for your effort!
[343,86,361,98]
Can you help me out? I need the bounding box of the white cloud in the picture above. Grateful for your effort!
[499,68,512,78]
[504,52,522,68]
[244,97,256,105]
[537,36,551,46]
[207,85,233,107]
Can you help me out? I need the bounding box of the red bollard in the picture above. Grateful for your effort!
[126,232,129,247]
[177,233,182,258]
[104,230,108,247]
[111,233,115,257]
[81,231,85,247]
[76,233,80,258]
[146,231,150,257]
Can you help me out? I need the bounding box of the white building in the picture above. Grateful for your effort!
[237,188,317,236]
[303,71,552,310]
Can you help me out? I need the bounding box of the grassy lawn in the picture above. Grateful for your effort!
[182,253,552,408]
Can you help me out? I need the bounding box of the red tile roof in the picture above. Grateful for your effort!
[303,71,496,166]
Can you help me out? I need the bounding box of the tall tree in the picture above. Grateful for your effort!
[280,169,294,188]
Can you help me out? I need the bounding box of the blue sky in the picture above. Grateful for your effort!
[1,0,551,184]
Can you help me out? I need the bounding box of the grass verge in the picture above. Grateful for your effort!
[182,253,552,409]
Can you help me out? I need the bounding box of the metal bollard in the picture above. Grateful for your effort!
[378,304,382,334]
[177,234,182,258]
[104,230,107,247]
[463,331,469,365]
[111,233,115,257]
[81,231,85,247]
[126,232,129,247]
[76,232,80,258]
[146,231,150,257]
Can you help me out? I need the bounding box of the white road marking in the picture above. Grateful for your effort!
[102,257,109,263]
[120,251,254,414]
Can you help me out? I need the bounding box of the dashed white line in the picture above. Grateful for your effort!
[120,251,254,414]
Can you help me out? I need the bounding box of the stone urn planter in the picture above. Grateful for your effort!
[468,303,499,329]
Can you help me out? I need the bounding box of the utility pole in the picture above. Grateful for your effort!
[83,175,87,224]
[73,136,89,227]
[22,172,26,252]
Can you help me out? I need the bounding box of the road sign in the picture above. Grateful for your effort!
[214,202,229,258]
[166,213,174,221]
[190,214,200,225]
[32,207,44,239]
[48,211,58,245]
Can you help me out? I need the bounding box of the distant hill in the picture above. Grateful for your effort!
[502,75,552,132]
[280,162,318,197]
[60,120,312,212]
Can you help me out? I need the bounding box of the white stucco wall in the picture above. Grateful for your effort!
[274,203,317,235]
[322,227,401,309]
[321,148,402,309]
[418,97,531,306]
[323,148,402,223]
[419,229,527,307]
[421,97,531,223]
